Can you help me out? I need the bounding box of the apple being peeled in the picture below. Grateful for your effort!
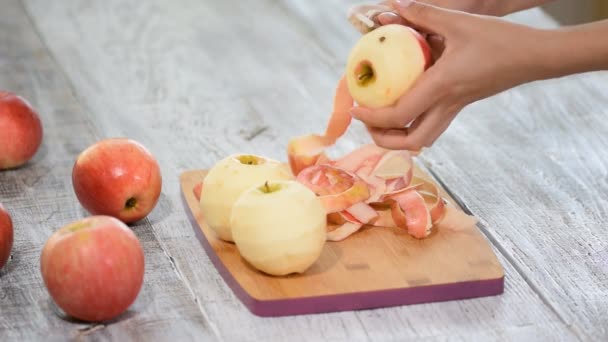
[345,24,431,108]
[0,91,43,170]
[72,138,162,224]
[41,215,144,322]
[0,203,13,270]
[231,180,327,276]
[200,154,293,242]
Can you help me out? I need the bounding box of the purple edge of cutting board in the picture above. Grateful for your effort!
[181,190,504,318]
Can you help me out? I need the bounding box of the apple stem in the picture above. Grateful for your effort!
[264,181,270,193]
[355,61,375,86]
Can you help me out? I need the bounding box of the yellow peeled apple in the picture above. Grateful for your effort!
[345,24,432,108]
[199,154,293,242]
[230,180,326,276]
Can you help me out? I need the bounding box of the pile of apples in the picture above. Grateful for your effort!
[199,154,327,276]
[0,91,162,322]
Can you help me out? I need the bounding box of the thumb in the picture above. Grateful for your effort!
[389,0,460,34]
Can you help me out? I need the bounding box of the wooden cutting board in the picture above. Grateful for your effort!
[179,165,504,317]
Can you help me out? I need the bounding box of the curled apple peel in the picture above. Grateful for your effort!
[287,77,353,176]
[286,38,453,240]
[296,165,370,214]
[389,189,432,239]
[193,182,203,202]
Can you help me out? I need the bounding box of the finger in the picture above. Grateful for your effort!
[405,106,458,147]
[388,0,461,35]
[427,34,445,61]
[366,106,454,150]
[421,112,454,147]
[350,67,444,129]
[367,126,412,150]
[377,12,407,26]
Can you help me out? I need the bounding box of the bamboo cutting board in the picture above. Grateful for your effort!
[180,166,504,317]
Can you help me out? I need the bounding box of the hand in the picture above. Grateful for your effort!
[350,0,549,151]
[375,0,485,22]
[375,0,555,22]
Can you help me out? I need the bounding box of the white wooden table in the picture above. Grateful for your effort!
[1,1,606,340]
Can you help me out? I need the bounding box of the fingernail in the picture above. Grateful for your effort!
[376,12,400,25]
[393,0,413,9]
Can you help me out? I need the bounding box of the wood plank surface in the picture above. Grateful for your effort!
[1,0,604,340]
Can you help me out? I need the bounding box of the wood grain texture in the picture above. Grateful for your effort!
[0,1,216,341]
[180,167,503,316]
[2,0,593,340]
[419,72,608,341]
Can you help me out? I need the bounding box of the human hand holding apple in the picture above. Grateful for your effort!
[0,203,13,270]
[72,138,162,224]
[40,215,144,322]
[0,91,43,170]
[349,0,550,151]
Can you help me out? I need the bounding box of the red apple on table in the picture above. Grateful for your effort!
[0,91,43,169]
[72,138,162,223]
[345,24,432,108]
[0,203,13,270]
[40,215,145,322]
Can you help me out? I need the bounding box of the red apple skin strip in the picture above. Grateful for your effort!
[287,134,330,176]
[315,153,332,166]
[327,212,346,225]
[296,165,370,214]
[334,146,414,205]
[345,202,378,224]
[334,144,386,174]
[406,26,433,70]
[193,182,203,202]
[390,189,432,239]
[390,201,408,230]
[327,222,364,242]
[370,150,413,180]
[323,76,354,141]
[287,75,354,176]
[325,203,376,241]
[409,176,446,224]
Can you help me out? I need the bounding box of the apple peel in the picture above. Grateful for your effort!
[327,222,364,242]
[287,76,353,176]
[389,189,432,239]
[296,165,370,214]
[193,182,203,202]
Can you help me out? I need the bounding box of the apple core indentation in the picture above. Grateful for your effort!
[236,155,264,165]
[355,61,375,87]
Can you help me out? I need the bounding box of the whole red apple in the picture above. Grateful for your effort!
[72,138,162,223]
[0,203,13,270]
[0,91,43,169]
[40,215,145,322]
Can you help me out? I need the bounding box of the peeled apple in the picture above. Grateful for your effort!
[230,180,326,276]
[199,154,293,242]
[345,24,431,108]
